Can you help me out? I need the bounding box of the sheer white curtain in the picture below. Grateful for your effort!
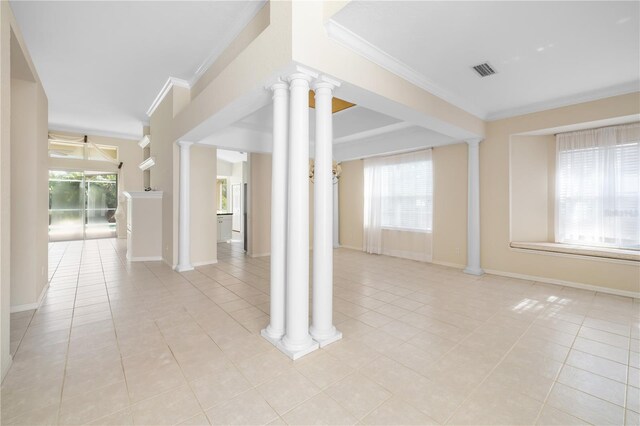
[556,123,640,249]
[363,149,432,257]
[363,155,385,254]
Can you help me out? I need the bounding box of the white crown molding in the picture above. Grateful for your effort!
[48,124,140,141]
[146,77,191,118]
[486,81,640,121]
[325,19,487,120]
[138,135,150,149]
[138,157,156,171]
[190,0,267,87]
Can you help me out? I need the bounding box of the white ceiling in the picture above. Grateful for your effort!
[331,1,640,120]
[212,104,454,160]
[217,149,247,164]
[9,1,265,139]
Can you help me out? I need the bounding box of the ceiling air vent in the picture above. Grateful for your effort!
[472,62,497,77]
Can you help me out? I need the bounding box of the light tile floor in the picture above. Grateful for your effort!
[1,238,639,425]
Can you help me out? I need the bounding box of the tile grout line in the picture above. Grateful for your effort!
[56,241,85,426]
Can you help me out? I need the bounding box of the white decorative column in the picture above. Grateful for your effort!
[176,141,194,272]
[277,73,319,359]
[464,138,484,275]
[262,81,288,345]
[333,183,339,249]
[310,80,342,347]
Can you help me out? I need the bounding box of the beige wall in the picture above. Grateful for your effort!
[509,135,554,242]
[0,2,11,379]
[483,92,640,294]
[248,153,271,257]
[10,77,48,309]
[432,143,468,267]
[190,145,217,265]
[338,159,363,250]
[1,1,50,379]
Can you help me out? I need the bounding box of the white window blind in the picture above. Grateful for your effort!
[363,149,433,254]
[556,123,640,250]
[380,155,433,231]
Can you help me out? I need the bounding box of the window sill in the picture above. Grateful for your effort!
[510,241,639,262]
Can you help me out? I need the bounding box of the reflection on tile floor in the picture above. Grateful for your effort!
[1,238,639,425]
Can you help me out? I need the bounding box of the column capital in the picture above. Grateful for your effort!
[311,75,341,92]
[177,140,194,149]
[269,78,288,93]
[466,138,483,145]
[287,73,313,85]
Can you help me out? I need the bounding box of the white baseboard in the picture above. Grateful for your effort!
[382,248,431,263]
[250,252,270,258]
[431,260,466,269]
[127,255,163,262]
[161,258,177,270]
[483,268,640,299]
[10,282,50,313]
[338,245,362,251]
[1,356,13,382]
[193,259,218,267]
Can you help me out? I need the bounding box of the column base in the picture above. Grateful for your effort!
[276,337,319,360]
[176,264,194,273]
[310,327,342,348]
[260,327,284,346]
[463,266,484,276]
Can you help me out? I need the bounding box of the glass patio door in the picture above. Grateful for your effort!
[48,171,118,241]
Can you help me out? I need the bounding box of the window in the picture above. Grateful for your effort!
[49,137,118,162]
[380,157,433,232]
[364,149,433,242]
[556,123,640,250]
[217,178,229,212]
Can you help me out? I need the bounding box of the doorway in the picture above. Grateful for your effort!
[48,170,118,241]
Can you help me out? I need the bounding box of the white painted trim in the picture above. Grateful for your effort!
[333,121,414,144]
[483,268,639,300]
[2,357,13,382]
[192,259,218,267]
[146,77,190,118]
[138,135,150,149]
[508,246,639,266]
[431,260,466,269]
[10,302,38,313]
[162,258,177,270]
[250,252,270,258]
[127,255,163,262]
[123,191,163,199]
[337,245,362,251]
[138,157,156,171]
[325,20,487,119]
[487,82,640,121]
[48,124,140,141]
[10,283,50,313]
[190,1,267,87]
